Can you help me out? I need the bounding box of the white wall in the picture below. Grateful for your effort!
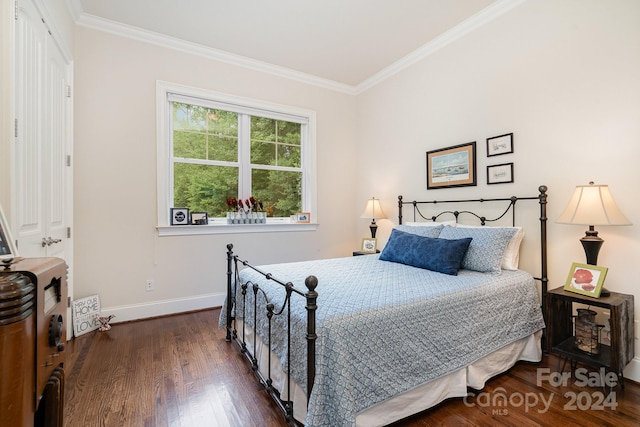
[355,0,640,380]
[73,27,358,319]
[41,0,640,380]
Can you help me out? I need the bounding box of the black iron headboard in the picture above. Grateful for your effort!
[397,185,548,319]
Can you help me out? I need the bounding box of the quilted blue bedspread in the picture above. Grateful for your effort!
[220,254,545,426]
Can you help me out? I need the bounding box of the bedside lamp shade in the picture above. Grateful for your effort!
[361,197,386,238]
[557,182,631,266]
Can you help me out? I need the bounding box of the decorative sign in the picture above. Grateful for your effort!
[72,294,101,336]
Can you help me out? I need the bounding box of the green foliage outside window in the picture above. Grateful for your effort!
[172,102,303,219]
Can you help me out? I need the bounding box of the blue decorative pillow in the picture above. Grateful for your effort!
[438,226,518,274]
[380,228,472,275]
[394,224,444,238]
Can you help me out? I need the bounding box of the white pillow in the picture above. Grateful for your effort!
[456,224,524,270]
[502,227,524,270]
[394,224,444,238]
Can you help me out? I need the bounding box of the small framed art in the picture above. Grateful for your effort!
[170,208,190,225]
[295,212,311,223]
[191,212,208,225]
[486,133,513,157]
[564,262,608,298]
[0,204,19,262]
[360,238,378,253]
[426,141,476,189]
[487,163,514,185]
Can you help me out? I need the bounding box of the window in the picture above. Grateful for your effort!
[156,82,317,232]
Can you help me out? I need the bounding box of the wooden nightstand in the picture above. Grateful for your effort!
[352,250,380,256]
[546,287,634,387]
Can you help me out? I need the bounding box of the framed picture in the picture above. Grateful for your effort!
[0,204,18,262]
[487,163,514,185]
[486,133,513,157]
[170,207,190,225]
[426,142,476,189]
[564,262,608,298]
[295,212,311,223]
[360,238,378,253]
[191,212,208,225]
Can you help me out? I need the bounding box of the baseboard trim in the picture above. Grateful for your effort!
[99,293,226,324]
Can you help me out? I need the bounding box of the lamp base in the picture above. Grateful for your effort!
[369,221,378,239]
[600,288,611,297]
[580,227,603,266]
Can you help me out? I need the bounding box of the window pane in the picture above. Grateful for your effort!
[174,163,238,217]
[173,103,238,162]
[252,169,302,217]
[250,117,301,167]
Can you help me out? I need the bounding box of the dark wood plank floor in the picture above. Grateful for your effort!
[65,308,640,426]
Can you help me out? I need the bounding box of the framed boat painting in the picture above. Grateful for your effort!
[426,142,477,189]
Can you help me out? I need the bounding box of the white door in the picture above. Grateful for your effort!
[15,0,71,260]
[14,0,73,337]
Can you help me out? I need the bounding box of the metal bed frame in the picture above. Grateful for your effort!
[224,185,548,425]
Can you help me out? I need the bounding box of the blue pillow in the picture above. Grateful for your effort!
[380,228,472,275]
[394,224,444,238]
[438,226,518,274]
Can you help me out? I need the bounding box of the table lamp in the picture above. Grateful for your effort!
[361,197,386,238]
[557,182,631,267]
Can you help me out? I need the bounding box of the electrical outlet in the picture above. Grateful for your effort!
[145,279,154,291]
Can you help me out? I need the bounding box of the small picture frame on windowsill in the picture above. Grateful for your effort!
[191,212,208,225]
[170,208,190,225]
[295,212,311,223]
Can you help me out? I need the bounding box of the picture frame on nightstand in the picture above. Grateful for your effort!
[563,262,608,298]
[360,238,378,254]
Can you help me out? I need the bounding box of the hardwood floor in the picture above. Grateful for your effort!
[65,308,640,426]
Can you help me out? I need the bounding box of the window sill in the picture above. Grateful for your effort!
[156,221,318,236]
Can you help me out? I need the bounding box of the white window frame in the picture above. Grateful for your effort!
[156,81,317,236]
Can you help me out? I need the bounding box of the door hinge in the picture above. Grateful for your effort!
[66,155,71,167]
[67,296,71,308]
[67,227,71,238]
[14,118,18,137]
[66,85,71,98]
[14,1,18,20]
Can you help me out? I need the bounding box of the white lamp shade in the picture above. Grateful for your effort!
[360,198,386,220]
[557,184,631,226]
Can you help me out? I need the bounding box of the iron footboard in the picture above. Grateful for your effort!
[225,243,317,425]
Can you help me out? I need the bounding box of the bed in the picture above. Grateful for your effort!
[220,186,549,426]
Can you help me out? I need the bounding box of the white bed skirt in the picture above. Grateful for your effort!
[237,320,542,426]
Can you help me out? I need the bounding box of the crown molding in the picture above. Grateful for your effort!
[354,0,526,94]
[69,0,525,96]
[73,10,357,95]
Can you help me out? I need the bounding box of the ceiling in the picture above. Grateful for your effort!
[71,0,517,91]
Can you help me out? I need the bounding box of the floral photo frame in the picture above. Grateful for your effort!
[563,262,608,298]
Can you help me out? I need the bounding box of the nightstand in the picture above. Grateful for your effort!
[546,287,634,387]
[352,250,380,256]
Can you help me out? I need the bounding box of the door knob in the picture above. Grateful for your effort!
[41,237,62,247]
